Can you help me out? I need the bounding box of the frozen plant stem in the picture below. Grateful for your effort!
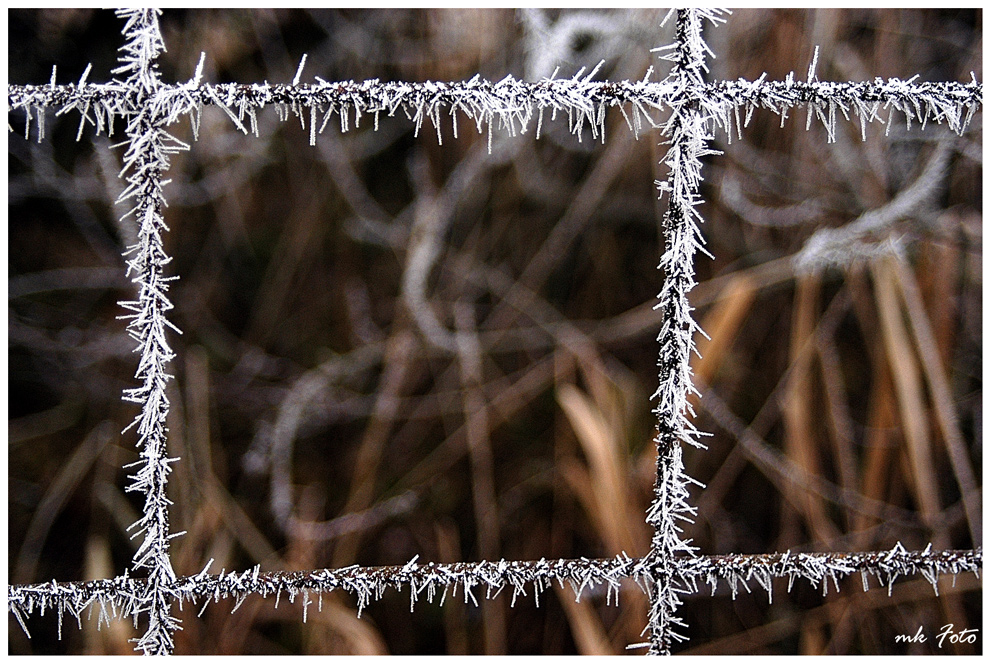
[113,9,183,655]
[642,8,728,655]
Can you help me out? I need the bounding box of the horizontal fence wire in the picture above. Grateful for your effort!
[10,547,982,637]
[7,7,983,655]
[9,78,981,149]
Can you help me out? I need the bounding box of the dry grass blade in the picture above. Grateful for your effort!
[553,584,615,655]
[173,347,278,569]
[287,486,391,655]
[872,257,941,532]
[691,274,757,390]
[434,520,469,655]
[783,275,839,545]
[557,382,639,556]
[892,255,981,545]
[555,361,651,650]
[815,319,860,520]
[699,384,935,526]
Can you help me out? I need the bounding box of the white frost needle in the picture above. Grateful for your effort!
[292,53,308,86]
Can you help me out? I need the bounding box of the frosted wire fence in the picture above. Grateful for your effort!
[7,8,982,655]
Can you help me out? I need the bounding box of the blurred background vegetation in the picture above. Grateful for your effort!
[8,8,982,654]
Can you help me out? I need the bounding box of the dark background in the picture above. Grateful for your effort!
[8,9,982,654]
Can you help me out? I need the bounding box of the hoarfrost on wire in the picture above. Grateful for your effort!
[10,547,981,641]
[635,9,732,653]
[6,7,983,656]
[8,26,980,154]
[111,8,184,656]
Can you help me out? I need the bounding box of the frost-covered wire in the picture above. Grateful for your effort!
[677,545,982,601]
[11,546,980,641]
[5,7,984,657]
[9,76,678,149]
[111,8,185,655]
[9,50,980,155]
[189,74,678,148]
[636,8,729,655]
[707,75,981,143]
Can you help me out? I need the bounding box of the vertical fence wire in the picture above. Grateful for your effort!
[640,9,731,654]
[113,8,182,654]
